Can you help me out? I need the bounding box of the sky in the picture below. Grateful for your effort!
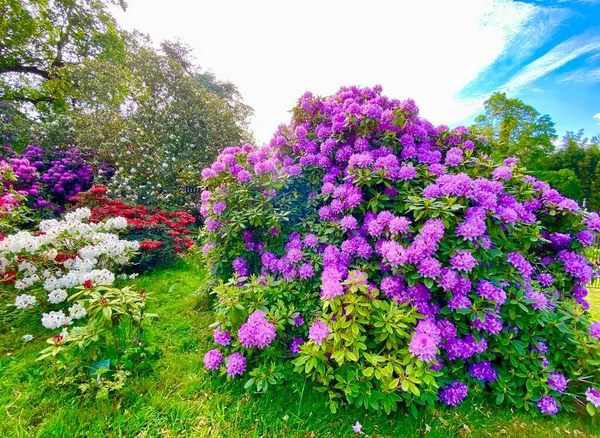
[111,0,600,145]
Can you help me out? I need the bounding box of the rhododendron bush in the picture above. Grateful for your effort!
[71,185,196,271]
[1,207,154,396]
[1,208,139,330]
[200,86,600,416]
[0,144,110,217]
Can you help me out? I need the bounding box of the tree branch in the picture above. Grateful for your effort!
[0,65,50,79]
[8,95,54,104]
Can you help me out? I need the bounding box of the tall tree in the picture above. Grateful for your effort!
[473,92,556,168]
[0,0,127,101]
[49,32,253,210]
[0,0,127,147]
[546,130,600,206]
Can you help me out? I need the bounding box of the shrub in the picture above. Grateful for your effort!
[0,159,29,236]
[200,86,600,416]
[0,207,139,331]
[0,206,151,396]
[71,185,196,271]
[0,144,109,218]
[37,282,157,400]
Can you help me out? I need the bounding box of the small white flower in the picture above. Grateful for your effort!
[15,294,37,310]
[47,289,68,304]
[22,334,33,342]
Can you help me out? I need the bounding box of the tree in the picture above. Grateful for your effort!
[529,169,582,201]
[473,92,556,168]
[1,1,253,210]
[0,0,127,148]
[55,32,253,210]
[546,130,600,207]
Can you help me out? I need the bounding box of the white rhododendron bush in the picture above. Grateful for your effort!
[1,208,139,333]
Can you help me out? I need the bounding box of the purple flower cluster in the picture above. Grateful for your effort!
[476,281,506,305]
[309,321,330,345]
[586,387,600,408]
[438,381,468,406]
[213,326,231,346]
[468,360,497,383]
[547,372,567,393]
[226,352,246,376]
[232,257,249,277]
[450,251,477,272]
[590,321,600,340]
[290,337,305,354]
[1,144,100,213]
[409,320,440,362]
[238,310,277,348]
[203,349,223,370]
[537,396,559,415]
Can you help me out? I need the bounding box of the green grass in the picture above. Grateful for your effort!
[1,260,599,437]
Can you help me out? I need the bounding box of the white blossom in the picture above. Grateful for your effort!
[41,310,71,329]
[15,294,37,310]
[48,289,68,304]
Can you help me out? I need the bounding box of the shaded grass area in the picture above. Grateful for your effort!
[0,259,599,437]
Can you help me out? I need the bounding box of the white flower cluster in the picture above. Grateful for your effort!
[41,310,70,329]
[15,294,36,309]
[69,302,87,320]
[1,208,139,331]
[47,289,68,304]
[43,268,116,291]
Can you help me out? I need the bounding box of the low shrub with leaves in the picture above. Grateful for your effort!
[0,206,156,396]
[38,282,157,399]
[200,86,600,417]
[71,185,196,271]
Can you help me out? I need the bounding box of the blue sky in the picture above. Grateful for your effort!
[112,0,600,144]
[457,0,600,141]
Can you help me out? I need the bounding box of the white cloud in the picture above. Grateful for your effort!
[594,113,600,120]
[110,0,567,144]
[559,67,600,84]
[501,29,600,95]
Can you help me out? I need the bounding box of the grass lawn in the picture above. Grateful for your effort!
[1,258,600,437]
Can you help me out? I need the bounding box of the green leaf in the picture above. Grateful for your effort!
[102,306,113,320]
[244,378,255,390]
[587,403,596,416]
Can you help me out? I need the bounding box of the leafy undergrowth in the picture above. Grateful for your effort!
[1,258,599,437]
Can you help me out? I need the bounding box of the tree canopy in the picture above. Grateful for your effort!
[473,92,556,169]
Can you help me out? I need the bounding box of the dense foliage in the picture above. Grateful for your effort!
[472,93,600,210]
[200,86,600,416]
[71,185,196,271]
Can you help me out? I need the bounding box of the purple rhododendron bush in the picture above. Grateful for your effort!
[199,85,600,416]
